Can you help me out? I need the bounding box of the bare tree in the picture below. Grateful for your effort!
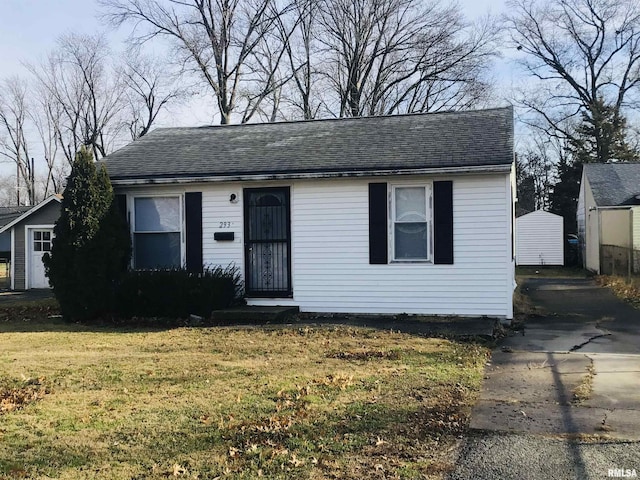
[506,0,640,162]
[316,0,498,118]
[29,34,124,163]
[121,52,183,138]
[0,77,36,205]
[101,0,293,124]
[276,0,325,119]
[31,86,65,196]
[0,175,19,207]
[517,135,556,211]
[238,21,295,123]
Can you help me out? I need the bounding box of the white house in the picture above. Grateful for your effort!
[104,107,516,319]
[515,210,564,266]
[578,163,640,274]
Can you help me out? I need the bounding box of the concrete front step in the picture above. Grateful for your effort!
[211,306,299,325]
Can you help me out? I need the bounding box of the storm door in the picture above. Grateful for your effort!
[244,187,291,297]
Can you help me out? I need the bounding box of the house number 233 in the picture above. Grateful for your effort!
[219,221,232,228]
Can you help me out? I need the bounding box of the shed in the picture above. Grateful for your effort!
[516,210,564,266]
[0,195,62,290]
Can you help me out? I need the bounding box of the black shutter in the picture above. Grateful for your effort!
[369,183,388,264]
[185,192,203,273]
[115,194,127,221]
[433,181,454,264]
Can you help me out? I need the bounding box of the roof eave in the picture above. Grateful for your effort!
[110,163,513,186]
[0,195,62,235]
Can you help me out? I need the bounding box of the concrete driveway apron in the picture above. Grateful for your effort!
[449,277,640,480]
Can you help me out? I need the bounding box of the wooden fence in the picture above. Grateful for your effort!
[600,244,640,276]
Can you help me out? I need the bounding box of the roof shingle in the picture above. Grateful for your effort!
[0,206,31,229]
[104,106,513,181]
[584,163,640,206]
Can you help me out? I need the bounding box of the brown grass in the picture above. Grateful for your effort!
[596,275,640,308]
[0,312,488,479]
[572,361,595,404]
[515,266,586,278]
[0,261,9,290]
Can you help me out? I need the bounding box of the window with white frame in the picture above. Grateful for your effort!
[133,196,182,269]
[33,230,52,252]
[392,185,432,261]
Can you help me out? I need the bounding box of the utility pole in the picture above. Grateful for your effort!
[31,157,35,205]
[16,159,20,206]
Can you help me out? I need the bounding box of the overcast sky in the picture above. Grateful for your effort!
[0,0,515,97]
[1,0,507,70]
[0,0,522,157]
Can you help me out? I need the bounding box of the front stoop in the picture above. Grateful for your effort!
[211,306,299,325]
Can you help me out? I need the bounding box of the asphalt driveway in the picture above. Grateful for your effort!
[449,276,640,480]
[0,289,54,305]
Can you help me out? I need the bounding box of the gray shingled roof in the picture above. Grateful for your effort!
[104,107,513,181]
[584,163,640,206]
[0,206,31,229]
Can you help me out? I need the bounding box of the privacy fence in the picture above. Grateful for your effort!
[600,244,640,276]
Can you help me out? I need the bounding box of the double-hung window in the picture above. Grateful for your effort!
[392,185,432,261]
[133,196,182,269]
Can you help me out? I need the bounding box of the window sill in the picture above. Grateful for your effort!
[389,260,433,264]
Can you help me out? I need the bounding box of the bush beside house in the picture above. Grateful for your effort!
[45,147,242,323]
[116,266,242,319]
[44,147,131,321]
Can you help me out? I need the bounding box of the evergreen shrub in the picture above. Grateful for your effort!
[115,265,242,320]
[44,147,131,321]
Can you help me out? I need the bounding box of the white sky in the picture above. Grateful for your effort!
[0,0,508,68]
[0,0,515,108]
[0,0,521,175]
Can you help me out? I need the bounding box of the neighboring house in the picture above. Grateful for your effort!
[577,163,640,274]
[0,206,31,258]
[104,107,516,319]
[0,196,62,290]
[0,206,31,289]
[515,210,564,266]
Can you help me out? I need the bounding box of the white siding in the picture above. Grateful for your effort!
[118,173,513,318]
[582,180,600,273]
[253,175,512,318]
[633,208,640,251]
[577,170,586,262]
[632,207,640,272]
[202,184,244,270]
[515,210,564,266]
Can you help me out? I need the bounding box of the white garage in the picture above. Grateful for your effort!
[516,210,564,266]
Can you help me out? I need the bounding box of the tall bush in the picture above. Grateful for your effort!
[44,147,131,320]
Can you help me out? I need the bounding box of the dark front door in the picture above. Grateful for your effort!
[244,187,292,297]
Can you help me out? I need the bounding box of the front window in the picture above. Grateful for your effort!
[392,185,431,261]
[133,196,181,269]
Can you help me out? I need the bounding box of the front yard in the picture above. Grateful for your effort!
[0,303,488,479]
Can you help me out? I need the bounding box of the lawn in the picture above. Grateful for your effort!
[0,303,488,479]
[0,260,9,290]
